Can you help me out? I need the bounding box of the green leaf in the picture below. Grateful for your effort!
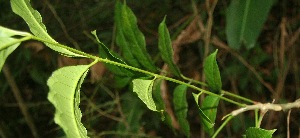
[192,93,214,131]
[152,79,165,111]
[158,17,181,77]
[204,50,222,93]
[152,79,174,129]
[201,95,220,135]
[132,78,157,111]
[245,127,276,138]
[226,0,273,49]
[173,85,190,137]
[114,1,139,68]
[91,30,133,76]
[113,76,132,88]
[114,1,156,72]
[11,0,85,57]
[0,26,31,72]
[47,65,91,138]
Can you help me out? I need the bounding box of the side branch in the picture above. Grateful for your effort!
[228,99,300,117]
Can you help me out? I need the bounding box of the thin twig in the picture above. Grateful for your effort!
[257,105,268,127]
[2,64,39,138]
[287,110,291,138]
[267,18,293,128]
[274,17,288,100]
[287,26,300,48]
[0,122,7,138]
[115,92,130,130]
[201,1,218,137]
[202,0,218,83]
[221,90,255,104]
[212,115,233,138]
[292,46,300,97]
[279,18,287,73]
[83,94,123,122]
[44,0,81,50]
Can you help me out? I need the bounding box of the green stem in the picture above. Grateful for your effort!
[257,112,264,128]
[0,35,32,51]
[221,90,255,104]
[97,58,245,107]
[33,36,246,107]
[255,109,259,127]
[212,115,233,138]
[181,74,208,87]
[32,36,98,59]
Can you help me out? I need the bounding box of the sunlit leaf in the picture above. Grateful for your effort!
[132,78,157,111]
[0,26,31,72]
[204,50,222,93]
[47,65,91,138]
[173,85,190,137]
[226,0,273,49]
[115,1,156,72]
[245,127,276,138]
[158,17,181,77]
[11,0,85,57]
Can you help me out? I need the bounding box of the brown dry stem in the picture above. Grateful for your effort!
[2,64,39,138]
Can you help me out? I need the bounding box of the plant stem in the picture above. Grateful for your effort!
[212,115,233,138]
[33,36,246,107]
[98,58,246,107]
[221,90,255,104]
[255,109,259,127]
[181,74,208,87]
[32,36,98,58]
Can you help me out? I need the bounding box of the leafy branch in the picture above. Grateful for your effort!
[2,0,297,138]
[33,34,247,107]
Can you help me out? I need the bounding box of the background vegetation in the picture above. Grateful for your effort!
[0,0,299,137]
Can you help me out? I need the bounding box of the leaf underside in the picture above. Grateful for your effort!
[0,26,31,72]
[132,79,157,111]
[47,65,90,138]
